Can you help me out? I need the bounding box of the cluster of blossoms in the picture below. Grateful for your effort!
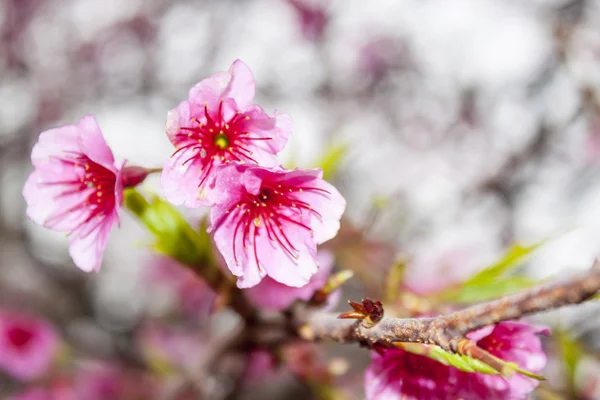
[23,59,345,290]
[21,60,551,400]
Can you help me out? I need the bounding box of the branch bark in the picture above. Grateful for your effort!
[299,260,600,354]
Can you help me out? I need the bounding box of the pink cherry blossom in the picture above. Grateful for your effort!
[245,250,334,310]
[161,60,292,208]
[209,164,345,288]
[23,115,123,272]
[365,321,549,400]
[0,311,59,381]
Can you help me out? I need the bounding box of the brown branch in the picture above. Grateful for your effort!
[299,260,600,354]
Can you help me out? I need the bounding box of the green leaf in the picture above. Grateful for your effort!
[314,142,347,181]
[124,188,216,274]
[465,243,542,286]
[445,242,542,303]
[398,343,545,380]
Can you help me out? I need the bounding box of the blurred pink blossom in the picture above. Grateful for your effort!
[0,311,59,381]
[161,60,291,208]
[139,323,206,372]
[357,37,412,84]
[403,248,485,295]
[243,349,277,382]
[245,250,335,310]
[287,0,329,41]
[585,118,600,163]
[146,256,215,317]
[72,363,159,400]
[9,379,75,400]
[22,115,124,272]
[209,164,345,288]
[365,321,549,400]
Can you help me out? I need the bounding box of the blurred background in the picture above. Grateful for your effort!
[2,0,600,398]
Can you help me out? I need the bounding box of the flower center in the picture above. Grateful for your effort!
[7,326,34,349]
[172,101,274,188]
[79,159,116,209]
[214,133,229,150]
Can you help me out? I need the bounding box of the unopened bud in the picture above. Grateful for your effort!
[122,166,160,188]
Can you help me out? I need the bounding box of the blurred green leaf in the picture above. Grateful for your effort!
[464,243,542,286]
[314,142,347,181]
[557,331,584,390]
[454,276,536,303]
[445,242,542,303]
[385,257,408,302]
[399,343,545,380]
[124,189,216,275]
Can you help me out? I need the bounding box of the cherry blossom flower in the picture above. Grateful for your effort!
[23,115,151,272]
[0,311,59,381]
[365,321,549,400]
[161,60,291,208]
[209,164,345,288]
[245,250,334,310]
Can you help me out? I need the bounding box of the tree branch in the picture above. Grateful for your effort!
[299,260,600,354]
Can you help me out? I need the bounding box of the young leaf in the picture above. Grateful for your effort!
[385,257,407,302]
[444,242,542,303]
[124,189,216,276]
[464,243,542,286]
[315,142,347,181]
[397,342,545,380]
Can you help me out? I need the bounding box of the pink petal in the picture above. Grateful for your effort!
[246,250,334,310]
[242,167,264,195]
[23,171,94,231]
[76,115,116,172]
[222,59,256,110]
[189,71,233,111]
[68,213,117,272]
[165,101,191,144]
[161,150,214,208]
[30,123,82,165]
[283,168,346,244]
[259,221,318,287]
[240,106,292,167]
[188,60,256,112]
[209,163,247,210]
[113,160,125,218]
